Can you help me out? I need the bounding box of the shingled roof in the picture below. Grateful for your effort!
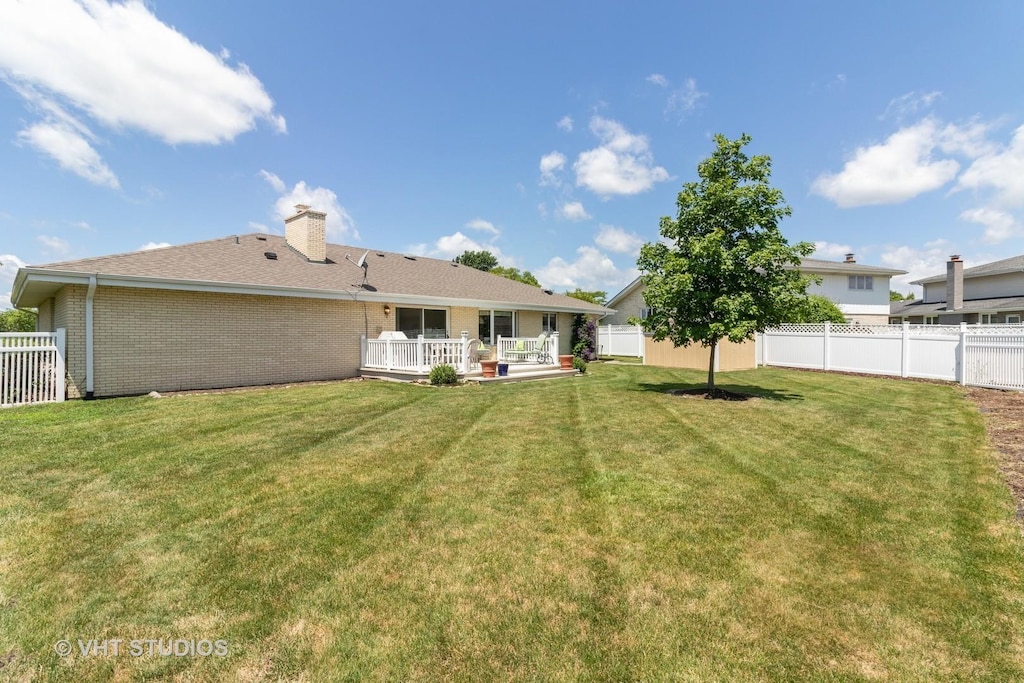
[13,234,611,314]
[912,254,1024,285]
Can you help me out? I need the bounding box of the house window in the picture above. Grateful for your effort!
[542,313,557,333]
[1009,315,1022,325]
[396,307,448,338]
[848,275,874,291]
[981,313,995,325]
[924,315,938,325]
[640,307,654,319]
[478,310,516,344]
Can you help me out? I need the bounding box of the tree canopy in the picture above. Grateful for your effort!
[490,266,541,287]
[637,133,813,396]
[890,290,915,301]
[453,250,499,272]
[564,289,608,306]
[0,309,37,332]
[786,294,846,324]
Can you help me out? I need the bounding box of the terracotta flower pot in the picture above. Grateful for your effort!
[559,355,574,370]
[480,359,498,378]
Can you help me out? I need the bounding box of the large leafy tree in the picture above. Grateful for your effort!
[637,133,813,396]
[453,250,499,271]
[0,309,36,332]
[490,266,541,287]
[564,289,608,306]
[787,294,846,324]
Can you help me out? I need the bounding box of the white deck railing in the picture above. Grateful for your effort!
[1,329,66,407]
[496,333,559,364]
[361,332,480,373]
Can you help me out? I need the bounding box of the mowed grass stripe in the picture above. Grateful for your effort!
[1,364,1024,681]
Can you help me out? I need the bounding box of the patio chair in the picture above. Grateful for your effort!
[504,333,550,364]
[467,339,488,368]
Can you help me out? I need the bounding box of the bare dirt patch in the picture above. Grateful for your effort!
[964,387,1024,519]
[667,388,759,401]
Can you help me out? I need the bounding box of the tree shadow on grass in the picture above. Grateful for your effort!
[633,381,804,402]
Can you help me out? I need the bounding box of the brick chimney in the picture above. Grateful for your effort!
[284,204,327,262]
[844,253,856,264]
[945,255,963,311]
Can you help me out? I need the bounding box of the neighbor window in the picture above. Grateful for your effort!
[848,275,874,290]
[1009,315,1022,325]
[478,310,516,344]
[640,307,654,319]
[542,313,557,333]
[981,313,995,324]
[396,307,448,338]
[924,315,938,325]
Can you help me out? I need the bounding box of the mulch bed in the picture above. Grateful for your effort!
[964,387,1024,521]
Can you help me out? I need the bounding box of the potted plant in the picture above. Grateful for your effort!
[478,345,498,378]
[559,354,574,370]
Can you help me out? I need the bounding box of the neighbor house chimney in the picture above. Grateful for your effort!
[844,253,856,264]
[946,255,963,311]
[284,204,327,262]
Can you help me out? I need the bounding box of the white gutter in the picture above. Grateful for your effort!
[15,268,614,315]
[85,275,97,399]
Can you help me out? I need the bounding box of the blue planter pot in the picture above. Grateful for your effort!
[497,362,509,377]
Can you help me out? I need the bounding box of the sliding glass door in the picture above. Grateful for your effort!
[478,310,516,344]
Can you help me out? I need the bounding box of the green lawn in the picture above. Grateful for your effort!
[2,365,1023,681]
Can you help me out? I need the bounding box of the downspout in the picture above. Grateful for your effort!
[85,275,97,399]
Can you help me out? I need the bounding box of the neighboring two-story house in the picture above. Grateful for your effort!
[604,254,904,325]
[890,254,1024,324]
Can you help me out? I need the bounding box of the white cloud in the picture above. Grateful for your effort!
[465,218,499,235]
[539,151,567,186]
[248,221,272,234]
[646,73,669,88]
[71,220,92,230]
[880,90,942,121]
[0,255,28,310]
[559,202,591,222]
[878,239,971,294]
[410,231,512,264]
[537,245,636,291]
[810,119,960,207]
[557,116,573,132]
[138,241,171,251]
[261,171,357,241]
[574,116,669,197]
[811,241,854,260]
[0,0,284,144]
[960,207,1023,244]
[258,169,286,193]
[957,124,1024,206]
[595,225,644,255]
[666,78,707,119]
[17,119,119,188]
[37,235,71,258]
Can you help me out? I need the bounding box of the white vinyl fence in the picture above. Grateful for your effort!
[757,322,1024,391]
[1,329,66,407]
[597,325,645,359]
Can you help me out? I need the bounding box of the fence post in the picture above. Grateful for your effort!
[901,322,910,378]
[497,335,504,362]
[958,322,968,385]
[54,328,67,402]
[823,321,831,371]
[386,339,393,371]
[417,334,425,372]
[460,331,470,373]
[638,325,646,364]
[550,331,560,364]
[360,335,367,370]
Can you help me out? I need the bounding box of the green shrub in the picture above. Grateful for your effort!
[428,364,458,385]
[572,357,587,374]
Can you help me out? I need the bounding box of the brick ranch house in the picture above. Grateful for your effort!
[11,206,610,398]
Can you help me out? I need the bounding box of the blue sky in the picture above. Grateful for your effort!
[3,1,1024,308]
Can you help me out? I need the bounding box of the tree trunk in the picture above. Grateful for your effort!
[707,338,717,396]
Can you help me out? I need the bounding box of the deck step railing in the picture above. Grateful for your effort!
[1,329,66,407]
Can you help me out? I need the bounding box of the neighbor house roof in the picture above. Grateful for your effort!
[890,296,1024,316]
[13,234,612,314]
[912,254,1024,285]
[605,257,905,309]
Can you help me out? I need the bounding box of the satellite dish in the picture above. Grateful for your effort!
[355,250,369,269]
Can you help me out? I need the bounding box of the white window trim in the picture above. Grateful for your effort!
[1008,314,1022,324]
[396,307,449,338]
